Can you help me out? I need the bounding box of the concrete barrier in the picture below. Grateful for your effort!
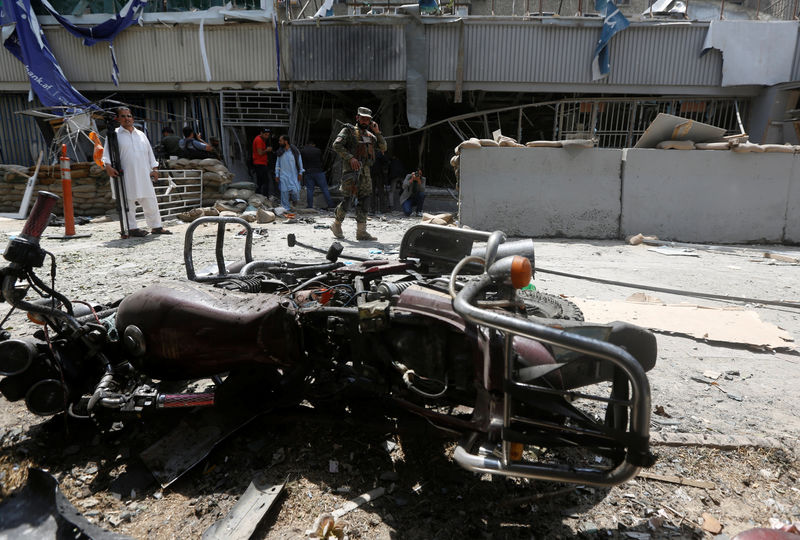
[621,149,795,243]
[459,147,622,238]
[458,146,800,244]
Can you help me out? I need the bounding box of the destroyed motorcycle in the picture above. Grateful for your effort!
[0,191,656,487]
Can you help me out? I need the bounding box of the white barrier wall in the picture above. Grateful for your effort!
[621,149,794,243]
[459,147,623,239]
[458,146,800,244]
[787,162,800,243]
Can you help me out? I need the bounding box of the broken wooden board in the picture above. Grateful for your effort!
[650,432,784,450]
[203,479,284,540]
[636,470,716,490]
[570,297,795,350]
[634,113,726,148]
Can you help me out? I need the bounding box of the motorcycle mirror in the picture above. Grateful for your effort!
[287,233,296,247]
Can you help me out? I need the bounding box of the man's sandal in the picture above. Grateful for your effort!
[151,228,172,235]
[128,229,149,237]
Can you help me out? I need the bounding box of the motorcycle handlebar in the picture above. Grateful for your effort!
[20,191,59,242]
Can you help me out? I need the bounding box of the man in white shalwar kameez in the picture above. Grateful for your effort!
[102,107,171,237]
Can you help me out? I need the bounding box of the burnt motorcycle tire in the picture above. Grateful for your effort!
[519,290,584,321]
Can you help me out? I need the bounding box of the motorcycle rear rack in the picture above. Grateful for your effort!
[451,246,652,488]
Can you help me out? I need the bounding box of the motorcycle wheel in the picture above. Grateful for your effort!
[519,290,584,321]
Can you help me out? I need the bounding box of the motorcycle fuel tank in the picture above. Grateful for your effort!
[115,281,300,380]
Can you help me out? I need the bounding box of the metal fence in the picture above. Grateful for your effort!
[136,169,203,221]
[554,98,747,148]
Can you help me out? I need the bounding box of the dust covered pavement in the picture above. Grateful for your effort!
[0,213,798,539]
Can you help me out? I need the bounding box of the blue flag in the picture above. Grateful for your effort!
[38,0,147,85]
[592,0,629,81]
[2,0,90,108]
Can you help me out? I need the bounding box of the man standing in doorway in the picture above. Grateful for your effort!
[330,106,387,241]
[252,128,275,200]
[102,107,171,237]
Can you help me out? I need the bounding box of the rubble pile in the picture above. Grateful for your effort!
[177,185,281,224]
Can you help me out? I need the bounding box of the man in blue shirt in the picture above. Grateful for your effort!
[275,135,304,213]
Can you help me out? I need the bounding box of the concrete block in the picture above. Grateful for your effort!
[459,147,622,238]
[785,155,800,243]
[621,149,793,243]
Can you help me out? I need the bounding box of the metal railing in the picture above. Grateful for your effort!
[135,169,203,221]
[555,98,748,148]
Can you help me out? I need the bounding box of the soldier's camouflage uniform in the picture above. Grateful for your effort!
[332,123,387,223]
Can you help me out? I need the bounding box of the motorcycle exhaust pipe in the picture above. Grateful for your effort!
[0,339,37,376]
[25,378,68,416]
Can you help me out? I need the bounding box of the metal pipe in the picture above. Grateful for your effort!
[451,275,652,487]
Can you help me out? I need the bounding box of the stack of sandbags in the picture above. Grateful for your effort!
[0,165,34,212]
[0,162,114,215]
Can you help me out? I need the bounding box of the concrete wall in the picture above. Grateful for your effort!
[621,149,794,243]
[787,157,800,243]
[458,147,800,244]
[459,147,622,238]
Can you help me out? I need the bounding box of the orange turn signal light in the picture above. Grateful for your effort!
[510,256,532,289]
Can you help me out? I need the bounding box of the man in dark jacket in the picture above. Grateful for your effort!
[300,141,334,210]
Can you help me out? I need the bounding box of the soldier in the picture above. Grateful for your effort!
[330,106,387,241]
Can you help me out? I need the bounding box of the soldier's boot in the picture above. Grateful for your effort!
[356,222,377,241]
[330,219,344,239]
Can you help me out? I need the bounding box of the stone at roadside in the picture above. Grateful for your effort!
[248,194,267,207]
[178,208,204,222]
[701,512,723,534]
[202,207,219,216]
[257,208,276,223]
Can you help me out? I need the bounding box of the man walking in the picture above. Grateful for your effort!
[102,107,171,237]
[330,106,387,241]
[300,140,333,210]
[275,135,304,213]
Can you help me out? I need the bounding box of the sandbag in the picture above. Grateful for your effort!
[695,142,730,150]
[478,139,500,147]
[731,142,765,153]
[455,138,482,154]
[656,140,695,150]
[200,158,222,168]
[525,140,563,148]
[230,181,258,191]
[561,139,596,148]
[761,144,794,153]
